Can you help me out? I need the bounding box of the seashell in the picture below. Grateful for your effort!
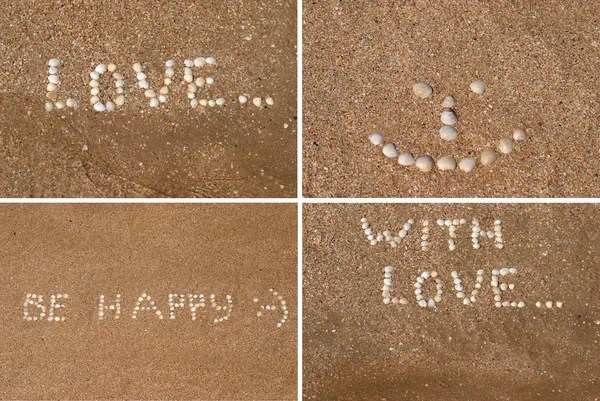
[195,77,205,87]
[480,149,497,166]
[188,83,197,93]
[369,133,383,145]
[412,82,433,99]
[46,92,57,101]
[253,97,262,107]
[513,128,527,141]
[91,86,101,95]
[206,77,214,84]
[138,80,149,89]
[66,98,77,108]
[55,101,65,109]
[184,59,194,67]
[458,157,476,172]
[159,95,167,103]
[415,155,434,172]
[190,98,198,108]
[239,95,248,104]
[441,109,457,125]
[115,95,126,106]
[144,89,156,98]
[470,80,486,94]
[209,100,216,107]
[439,125,457,140]
[107,63,117,72]
[194,57,206,67]
[437,156,456,171]
[47,83,57,92]
[44,102,54,112]
[48,75,59,84]
[48,58,60,67]
[382,143,398,158]
[136,72,147,81]
[499,137,514,154]
[90,95,100,104]
[216,98,226,106]
[160,86,169,95]
[93,102,106,112]
[398,152,415,166]
[95,64,107,74]
[105,101,115,111]
[150,98,159,107]
[133,63,143,72]
[48,66,58,74]
[166,59,175,67]
[115,79,125,87]
[206,57,217,65]
[199,99,208,106]
[266,97,274,106]
[165,68,175,77]
[90,71,100,80]
[442,95,456,108]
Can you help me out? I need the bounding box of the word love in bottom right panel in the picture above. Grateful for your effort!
[303,204,600,400]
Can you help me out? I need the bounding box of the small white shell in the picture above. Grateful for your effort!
[107,63,117,72]
[48,58,60,67]
[412,82,433,99]
[470,80,486,95]
[239,95,248,104]
[442,96,456,108]
[513,128,527,141]
[194,57,206,67]
[398,152,415,166]
[184,59,194,67]
[165,59,175,67]
[206,57,217,65]
[133,63,143,72]
[44,102,54,112]
[441,109,457,125]
[458,157,476,172]
[48,75,59,84]
[216,98,226,106]
[150,98,159,107]
[93,102,106,112]
[253,97,262,107]
[437,156,456,171]
[480,150,497,166]
[66,98,77,108]
[369,133,383,145]
[415,155,434,172]
[105,101,115,111]
[439,125,457,140]
[90,71,100,80]
[95,64,107,74]
[382,143,398,158]
[115,95,126,106]
[499,137,514,154]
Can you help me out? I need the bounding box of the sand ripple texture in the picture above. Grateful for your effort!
[303,0,600,198]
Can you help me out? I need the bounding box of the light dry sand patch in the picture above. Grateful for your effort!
[0,0,297,198]
[0,204,297,400]
[303,1,600,198]
[303,204,600,400]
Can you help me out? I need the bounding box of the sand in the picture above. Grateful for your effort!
[303,204,600,399]
[0,204,297,400]
[0,0,297,198]
[303,1,600,198]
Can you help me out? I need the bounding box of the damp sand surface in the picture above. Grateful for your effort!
[303,204,600,399]
[0,1,297,198]
[0,204,297,400]
[303,1,600,198]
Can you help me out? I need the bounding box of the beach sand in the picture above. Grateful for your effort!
[303,204,600,399]
[0,0,297,198]
[303,1,600,198]
[0,204,297,400]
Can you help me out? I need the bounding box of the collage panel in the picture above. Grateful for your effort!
[0,204,297,400]
[0,1,297,198]
[303,203,600,399]
[303,1,600,198]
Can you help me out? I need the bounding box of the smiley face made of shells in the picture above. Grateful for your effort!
[368,80,528,173]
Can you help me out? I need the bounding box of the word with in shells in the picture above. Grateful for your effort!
[22,288,289,329]
[360,217,504,251]
[381,267,563,310]
[44,58,275,113]
[368,80,529,173]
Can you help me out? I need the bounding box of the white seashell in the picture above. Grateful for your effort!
[437,156,456,171]
[150,98,159,107]
[253,97,262,107]
[93,102,106,112]
[517,301,525,308]
[115,79,125,87]
[190,98,198,108]
[90,96,100,104]
[90,71,100,80]
[113,72,123,80]
[184,67,193,75]
[470,80,486,94]
[480,150,497,166]
[369,133,383,145]
[95,64,107,74]
[513,128,527,141]
[239,95,248,104]
[499,137,514,154]
[48,66,58,74]
[556,302,563,308]
[199,99,208,106]
[115,95,126,106]
[166,59,175,67]
[47,83,57,92]
[55,101,65,109]
[165,68,175,77]
[384,266,393,273]
[89,80,99,87]
[206,57,217,65]
[415,155,434,172]
[545,301,553,309]
[442,95,456,108]
[439,125,457,140]
[208,100,216,107]
[382,143,398,158]
[48,75,59,84]
[195,77,205,87]
[144,89,156,98]
[159,95,167,103]
[105,101,115,111]
[136,72,147,81]
[398,152,415,166]
[160,86,169,95]
[194,57,206,67]
[138,80,149,89]
[266,97,274,106]
[216,98,226,106]
[184,59,194,67]
[458,157,476,172]
[48,58,60,67]
[412,82,433,98]
[206,77,214,84]
[66,98,77,108]
[133,63,143,72]
[107,63,117,72]
[441,109,457,125]
[44,102,54,112]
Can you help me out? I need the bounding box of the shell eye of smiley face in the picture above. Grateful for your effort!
[368,80,529,173]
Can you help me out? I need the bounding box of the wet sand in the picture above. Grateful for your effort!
[303,1,600,198]
[0,204,297,400]
[303,204,600,399]
[0,0,297,198]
